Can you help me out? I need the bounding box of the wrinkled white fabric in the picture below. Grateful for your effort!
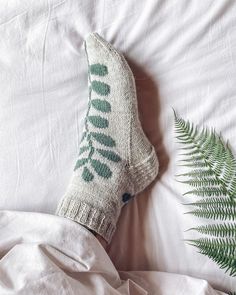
[0,210,227,295]
[0,0,236,293]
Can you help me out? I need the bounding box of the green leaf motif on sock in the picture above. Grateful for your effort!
[80,132,87,142]
[97,148,121,162]
[91,99,111,113]
[90,159,112,178]
[90,64,108,76]
[88,115,109,128]
[79,146,90,155]
[90,132,116,147]
[75,62,121,181]
[74,158,87,170]
[91,81,110,96]
[82,166,94,182]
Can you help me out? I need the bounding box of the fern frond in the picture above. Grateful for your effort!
[186,238,236,276]
[188,223,236,238]
[174,111,236,278]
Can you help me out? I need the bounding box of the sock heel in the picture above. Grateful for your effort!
[130,146,159,194]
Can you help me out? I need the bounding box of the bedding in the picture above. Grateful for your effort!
[0,210,227,294]
[0,0,236,293]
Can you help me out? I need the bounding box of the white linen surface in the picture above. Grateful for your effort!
[0,210,227,295]
[0,0,236,293]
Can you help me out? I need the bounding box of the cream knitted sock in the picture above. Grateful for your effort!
[56,33,159,243]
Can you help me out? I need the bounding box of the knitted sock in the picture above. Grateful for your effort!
[56,33,159,243]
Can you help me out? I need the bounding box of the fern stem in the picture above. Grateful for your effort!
[84,44,95,160]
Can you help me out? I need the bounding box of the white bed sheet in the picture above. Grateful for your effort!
[0,210,227,295]
[0,0,236,293]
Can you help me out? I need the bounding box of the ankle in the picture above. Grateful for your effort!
[85,225,108,248]
[96,234,108,249]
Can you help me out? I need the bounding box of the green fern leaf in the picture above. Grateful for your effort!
[186,238,236,276]
[179,161,209,168]
[174,111,236,278]
[184,197,234,210]
[180,178,220,187]
[185,207,236,220]
[188,223,236,238]
[178,144,197,150]
[183,187,227,197]
[179,155,205,162]
[176,169,214,178]
[179,149,199,156]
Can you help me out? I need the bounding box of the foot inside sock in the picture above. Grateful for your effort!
[56,33,159,243]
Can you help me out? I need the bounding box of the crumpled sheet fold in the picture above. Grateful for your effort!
[0,211,226,295]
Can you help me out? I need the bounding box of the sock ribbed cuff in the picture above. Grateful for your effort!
[56,195,117,243]
[56,146,158,243]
